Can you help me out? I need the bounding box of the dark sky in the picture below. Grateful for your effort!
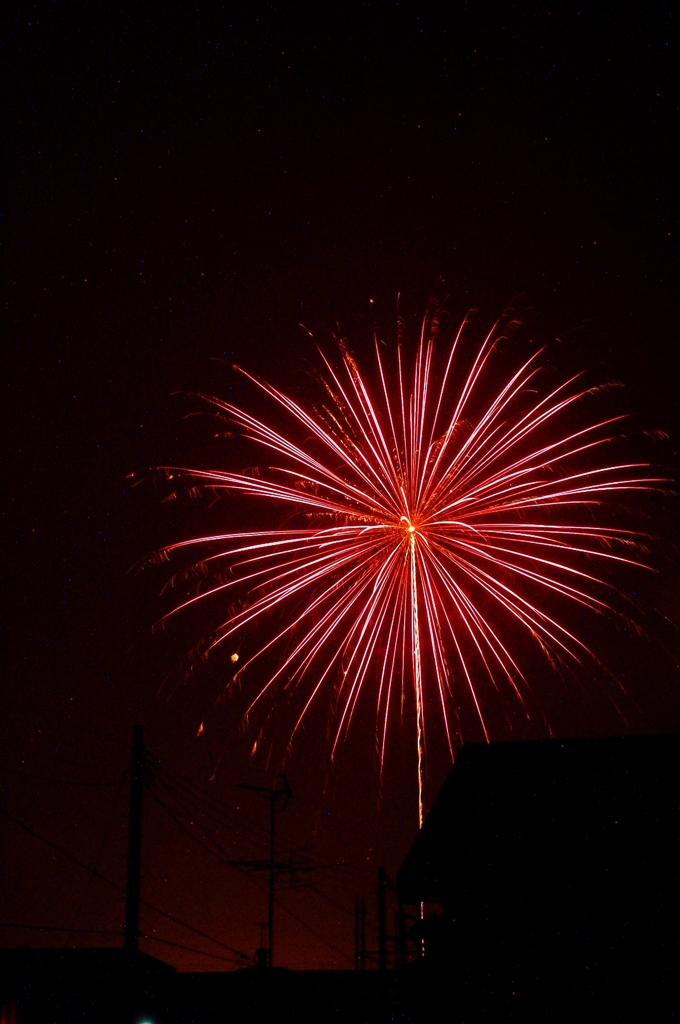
[4,3,679,971]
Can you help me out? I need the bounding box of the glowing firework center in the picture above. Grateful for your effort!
[160,312,662,824]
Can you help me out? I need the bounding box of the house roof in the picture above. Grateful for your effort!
[397,734,680,905]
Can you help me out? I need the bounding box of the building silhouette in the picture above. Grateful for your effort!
[397,734,680,1019]
[3,734,678,1021]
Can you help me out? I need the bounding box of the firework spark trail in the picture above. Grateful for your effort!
[409,529,425,828]
[158,313,667,824]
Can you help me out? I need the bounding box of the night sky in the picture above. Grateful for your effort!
[4,3,679,971]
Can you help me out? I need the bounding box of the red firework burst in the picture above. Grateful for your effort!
[157,310,666,824]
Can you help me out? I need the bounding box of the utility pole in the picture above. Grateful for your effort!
[354,895,366,970]
[124,724,145,954]
[232,776,291,967]
[398,902,407,967]
[268,786,276,966]
[361,896,366,971]
[377,866,387,973]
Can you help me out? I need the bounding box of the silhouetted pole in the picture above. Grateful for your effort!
[235,776,291,967]
[398,902,406,967]
[124,724,145,953]
[354,895,360,970]
[378,866,387,973]
[361,896,366,971]
[268,790,276,968]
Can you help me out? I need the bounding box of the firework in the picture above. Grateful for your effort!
[159,310,664,826]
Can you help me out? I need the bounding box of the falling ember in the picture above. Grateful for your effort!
[196,721,204,736]
[157,307,668,824]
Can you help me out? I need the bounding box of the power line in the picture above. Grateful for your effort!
[0,923,242,966]
[1,740,109,772]
[3,737,364,969]
[159,764,270,844]
[161,759,273,832]
[0,691,133,750]
[153,768,359,894]
[145,785,238,867]
[1,768,123,786]
[153,774,268,854]
[146,784,353,965]
[154,770,383,958]
[66,768,127,946]
[304,882,356,921]
[149,770,360,946]
[259,887,354,966]
[0,805,249,961]
[154,762,379,909]
[141,933,243,965]
[0,923,120,935]
[144,786,276,913]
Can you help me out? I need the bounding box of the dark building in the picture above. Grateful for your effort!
[0,948,177,1024]
[4,736,678,1022]
[0,950,392,1024]
[397,735,680,1020]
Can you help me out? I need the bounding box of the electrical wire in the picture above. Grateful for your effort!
[153,775,267,853]
[159,764,270,844]
[149,762,369,946]
[145,784,353,965]
[1,740,108,772]
[303,883,356,921]
[4,734,378,968]
[1,768,123,786]
[66,768,127,945]
[0,922,243,966]
[140,933,244,965]
[157,770,385,950]
[0,923,120,935]
[0,805,249,961]
[0,692,134,757]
